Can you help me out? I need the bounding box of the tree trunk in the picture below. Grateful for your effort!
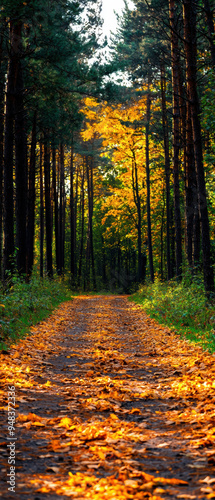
[0,69,4,279]
[44,135,53,277]
[3,22,15,280]
[86,155,96,290]
[59,144,65,275]
[145,89,154,283]
[183,0,214,293]
[102,235,106,284]
[78,164,85,285]
[70,142,76,280]
[40,139,44,278]
[26,111,37,277]
[14,21,27,275]
[52,146,60,273]
[184,98,195,267]
[160,64,172,280]
[160,191,165,281]
[132,153,142,282]
[169,0,183,280]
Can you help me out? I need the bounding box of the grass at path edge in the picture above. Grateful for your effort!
[0,276,73,351]
[130,278,215,353]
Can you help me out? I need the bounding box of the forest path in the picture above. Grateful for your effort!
[0,295,215,499]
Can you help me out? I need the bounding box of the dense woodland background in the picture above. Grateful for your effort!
[0,0,215,295]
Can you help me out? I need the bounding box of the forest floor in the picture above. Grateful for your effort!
[0,295,215,500]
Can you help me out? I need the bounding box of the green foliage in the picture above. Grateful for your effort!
[0,275,72,351]
[131,275,215,353]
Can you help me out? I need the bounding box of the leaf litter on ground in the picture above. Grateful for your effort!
[0,295,215,499]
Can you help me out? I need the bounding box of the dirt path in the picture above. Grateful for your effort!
[0,295,215,499]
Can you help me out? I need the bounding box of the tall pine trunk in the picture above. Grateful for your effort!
[160,64,172,280]
[0,71,4,279]
[132,153,142,282]
[59,144,65,275]
[26,111,37,277]
[78,164,85,285]
[14,21,27,275]
[40,139,44,278]
[86,155,96,290]
[70,143,76,280]
[44,134,53,277]
[184,99,196,267]
[3,22,15,280]
[169,0,183,280]
[183,0,214,293]
[145,90,154,283]
[52,146,60,274]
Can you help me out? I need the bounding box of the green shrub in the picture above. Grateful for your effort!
[0,275,72,351]
[131,276,215,353]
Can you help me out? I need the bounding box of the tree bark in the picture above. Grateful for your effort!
[183,0,214,293]
[14,21,27,275]
[59,144,65,275]
[145,89,154,283]
[132,152,142,282]
[86,155,96,290]
[26,111,37,277]
[44,134,53,277]
[70,142,76,280]
[3,22,15,280]
[52,146,60,274]
[0,70,4,280]
[78,163,85,285]
[40,139,44,278]
[160,64,172,280]
[169,0,183,280]
[184,99,196,267]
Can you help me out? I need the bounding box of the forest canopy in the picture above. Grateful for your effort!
[0,0,215,294]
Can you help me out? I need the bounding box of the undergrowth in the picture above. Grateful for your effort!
[0,275,72,351]
[131,275,215,353]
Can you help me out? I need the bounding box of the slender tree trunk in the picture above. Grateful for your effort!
[170,206,176,276]
[0,22,6,279]
[85,223,90,290]
[117,236,121,288]
[78,164,85,285]
[132,153,142,282]
[145,89,154,283]
[160,64,172,280]
[26,112,37,277]
[44,134,53,277]
[169,0,183,280]
[59,144,65,275]
[52,146,60,273]
[0,71,4,279]
[193,199,201,267]
[40,139,44,278]
[14,21,27,275]
[86,155,96,290]
[74,164,78,276]
[184,99,195,267]
[102,235,106,284]
[70,142,76,280]
[160,190,165,281]
[90,157,96,290]
[183,0,214,293]
[3,23,15,280]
